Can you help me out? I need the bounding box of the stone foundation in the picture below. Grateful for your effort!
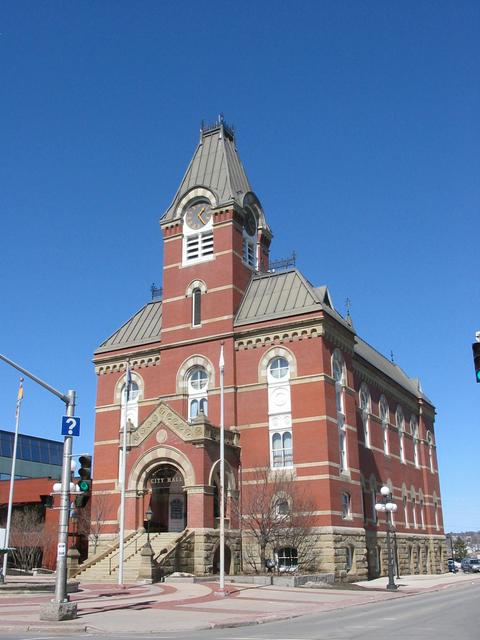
[90,527,447,581]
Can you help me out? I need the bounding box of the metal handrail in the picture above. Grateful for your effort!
[109,532,143,574]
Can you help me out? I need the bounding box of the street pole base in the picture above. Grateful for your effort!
[386,583,398,592]
[39,601,78,621]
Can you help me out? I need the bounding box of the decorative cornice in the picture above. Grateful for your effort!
[95,353,161,376]
[235,323,324,351]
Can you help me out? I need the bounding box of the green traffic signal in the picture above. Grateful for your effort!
[78,479,90,492]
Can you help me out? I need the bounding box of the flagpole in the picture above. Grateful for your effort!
[2,379,24,582]
[118,362,131,587]
[219,343,225,592]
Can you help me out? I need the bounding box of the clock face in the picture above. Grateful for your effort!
[244,210,256,236]
[184,201,212,230]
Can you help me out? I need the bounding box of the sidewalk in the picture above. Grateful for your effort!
[0,572,478,634]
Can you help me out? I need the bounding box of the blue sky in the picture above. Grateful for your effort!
[1,1,478,532]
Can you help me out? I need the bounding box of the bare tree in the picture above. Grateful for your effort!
[76,492,109,555]
[239,467,318,573]
[9,507,45,572]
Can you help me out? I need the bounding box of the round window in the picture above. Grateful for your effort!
[269,357,289,379]
[189,367,208,390]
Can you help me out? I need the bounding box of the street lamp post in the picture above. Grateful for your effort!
[145,506,153,544]
[375,485,398,591]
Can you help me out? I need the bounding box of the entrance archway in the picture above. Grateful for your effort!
[146,465,186,533]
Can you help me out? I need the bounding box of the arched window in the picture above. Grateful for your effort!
[120,381,140,430]
[379,396,389,455]
[267,353,293,469]
[434,500,439,530]
[412,497,417,528]
[420,498,425,529]
[192,287,202,326]
[396,406,405,463]
[402,485,410,529]
[359,384,371,448]
[187,366,208,421]
[342,492,351,519]
[411,416,419,467]
[271,431,293,468]
[332,350,348,472]
[427,431,435,473]
[275,498,290,517]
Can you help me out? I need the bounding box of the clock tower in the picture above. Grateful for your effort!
[159,118,272,344]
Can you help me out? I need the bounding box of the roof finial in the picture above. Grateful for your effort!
[390,350,395,363]
[345,297,352,326]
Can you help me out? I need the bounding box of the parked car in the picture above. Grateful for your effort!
[461,558,480,573]
[448,559,461,572]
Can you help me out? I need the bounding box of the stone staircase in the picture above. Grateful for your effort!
[74,530,187,583]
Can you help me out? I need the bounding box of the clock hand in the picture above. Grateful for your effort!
[197,207,206,224]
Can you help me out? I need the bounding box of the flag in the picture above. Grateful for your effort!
[124,362,132,402]
[15,379,24,418]
[219,344,224,371]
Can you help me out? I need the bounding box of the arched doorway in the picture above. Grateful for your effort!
[146,465,186,533]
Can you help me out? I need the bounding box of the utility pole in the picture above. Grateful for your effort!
[0,353,78,621]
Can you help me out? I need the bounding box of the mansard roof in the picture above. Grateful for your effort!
[161,119,254,224]
[234,269,344,327]
[95,300,162,354]
[234,268,428,402]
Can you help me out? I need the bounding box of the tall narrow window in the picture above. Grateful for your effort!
[427,432,434,473]
[268,355,293,469]
[192,287,201,326]
[359,384,371,448]
[120,381,140,431]
[396,406,405,463]
[434,501,439,530]
[187,366,208,421]
[411,416,419,467]
[412,496,417,528]
[403,494,409,528]
[342,492,351,519]
[332,350,348,472]
[379,396,389,455]
[420,499,425,528]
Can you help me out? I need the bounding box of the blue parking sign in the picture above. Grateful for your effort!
[61,415,80,436]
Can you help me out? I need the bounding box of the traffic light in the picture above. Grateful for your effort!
[77,454,92,493]
[473,341,480,384]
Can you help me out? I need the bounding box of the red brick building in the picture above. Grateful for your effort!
[90,120,446,580]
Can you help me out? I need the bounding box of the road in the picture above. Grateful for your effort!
[0,580,479,640]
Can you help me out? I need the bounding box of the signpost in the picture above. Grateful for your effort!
[0,353,78,621]
[61,416,81,437]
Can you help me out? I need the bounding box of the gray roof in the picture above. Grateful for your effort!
[354,337,430,402]
[234,269,341,327]
[95,301,162,354]
[162,121,253,223]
